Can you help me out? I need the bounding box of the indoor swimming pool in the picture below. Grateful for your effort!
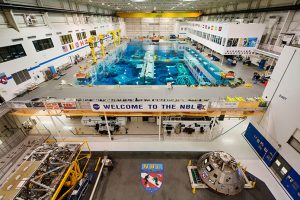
[78,41,227,86]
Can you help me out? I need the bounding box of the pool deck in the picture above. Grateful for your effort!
[13,43,266,102]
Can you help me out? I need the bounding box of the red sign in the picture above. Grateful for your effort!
[61,102,77,109]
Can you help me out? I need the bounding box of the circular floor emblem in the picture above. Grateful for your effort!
[92,103,100,110]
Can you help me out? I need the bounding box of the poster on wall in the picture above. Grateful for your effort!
[239,38,257,47]
[90,102,209,112]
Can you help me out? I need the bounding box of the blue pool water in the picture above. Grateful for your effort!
[78,42,228,86]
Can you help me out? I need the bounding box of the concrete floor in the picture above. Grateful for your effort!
[13,42,266,102]
[85,152,275,200]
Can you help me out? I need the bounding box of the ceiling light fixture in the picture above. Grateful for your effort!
[130,0,147,2]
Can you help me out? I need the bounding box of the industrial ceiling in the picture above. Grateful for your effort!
[72,0,253,11]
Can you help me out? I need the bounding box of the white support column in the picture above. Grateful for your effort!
[158,115,162,141]
[3,10,20,32]
[104,114,112,141]
[221,55,224,67]
[209,117,217,140]
[43,12,52,28]
[275,7,297,46]
[50,115,63,141]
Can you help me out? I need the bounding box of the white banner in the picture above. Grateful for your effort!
[90,101,208,112]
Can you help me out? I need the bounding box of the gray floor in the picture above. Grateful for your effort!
[84,152,275,200]
[13,48,266,102]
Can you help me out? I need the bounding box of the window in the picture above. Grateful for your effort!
[76,32,87,40]
[90,30,96,36]
[288,129,300,154]
[206,164,214,172]
[59,34,73,45]
[12,69,31,85]
[0,44,26,63]
[76,33,82,40]
[33,38,54,52]
[82,32,87,39]
[227,38,239,47]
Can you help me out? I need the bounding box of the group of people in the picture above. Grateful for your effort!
[252,72,261,84]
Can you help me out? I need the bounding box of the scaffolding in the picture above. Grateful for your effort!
[0,141,91,200]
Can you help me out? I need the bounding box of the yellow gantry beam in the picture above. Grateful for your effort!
[50,141,92,200]
[117,12,201,18]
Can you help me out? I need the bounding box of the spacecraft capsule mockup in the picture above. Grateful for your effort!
[197,151,245,195]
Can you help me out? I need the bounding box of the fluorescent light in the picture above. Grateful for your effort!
[102,2,105,5]
[131,0,147,2]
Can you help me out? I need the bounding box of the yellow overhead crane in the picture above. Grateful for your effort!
[116,28,121,45]
[116,12,201,18]
[108,30,117,48]
[88,29,121,63]
[87,34,97,64]
[98,33,105,57]
[107,29,121,48]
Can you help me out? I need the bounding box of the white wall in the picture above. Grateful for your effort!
[187,21,265,55]
[257,46,300,173]
[0,11,125,101]
[125,18,178,38]
[201,0,300,47]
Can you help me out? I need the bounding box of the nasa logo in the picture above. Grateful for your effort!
[141,163,164,193]
[197,104,205,110]
[92,103,100,110]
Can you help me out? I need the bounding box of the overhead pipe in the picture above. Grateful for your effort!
[203,4,300,16]
[0,2,115,16]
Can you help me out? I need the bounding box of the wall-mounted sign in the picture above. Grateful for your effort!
[61,102,77,109]
[44,102,60,110]
[90,102,208,112]
[210,101,239,109]
[0,73,8,84]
